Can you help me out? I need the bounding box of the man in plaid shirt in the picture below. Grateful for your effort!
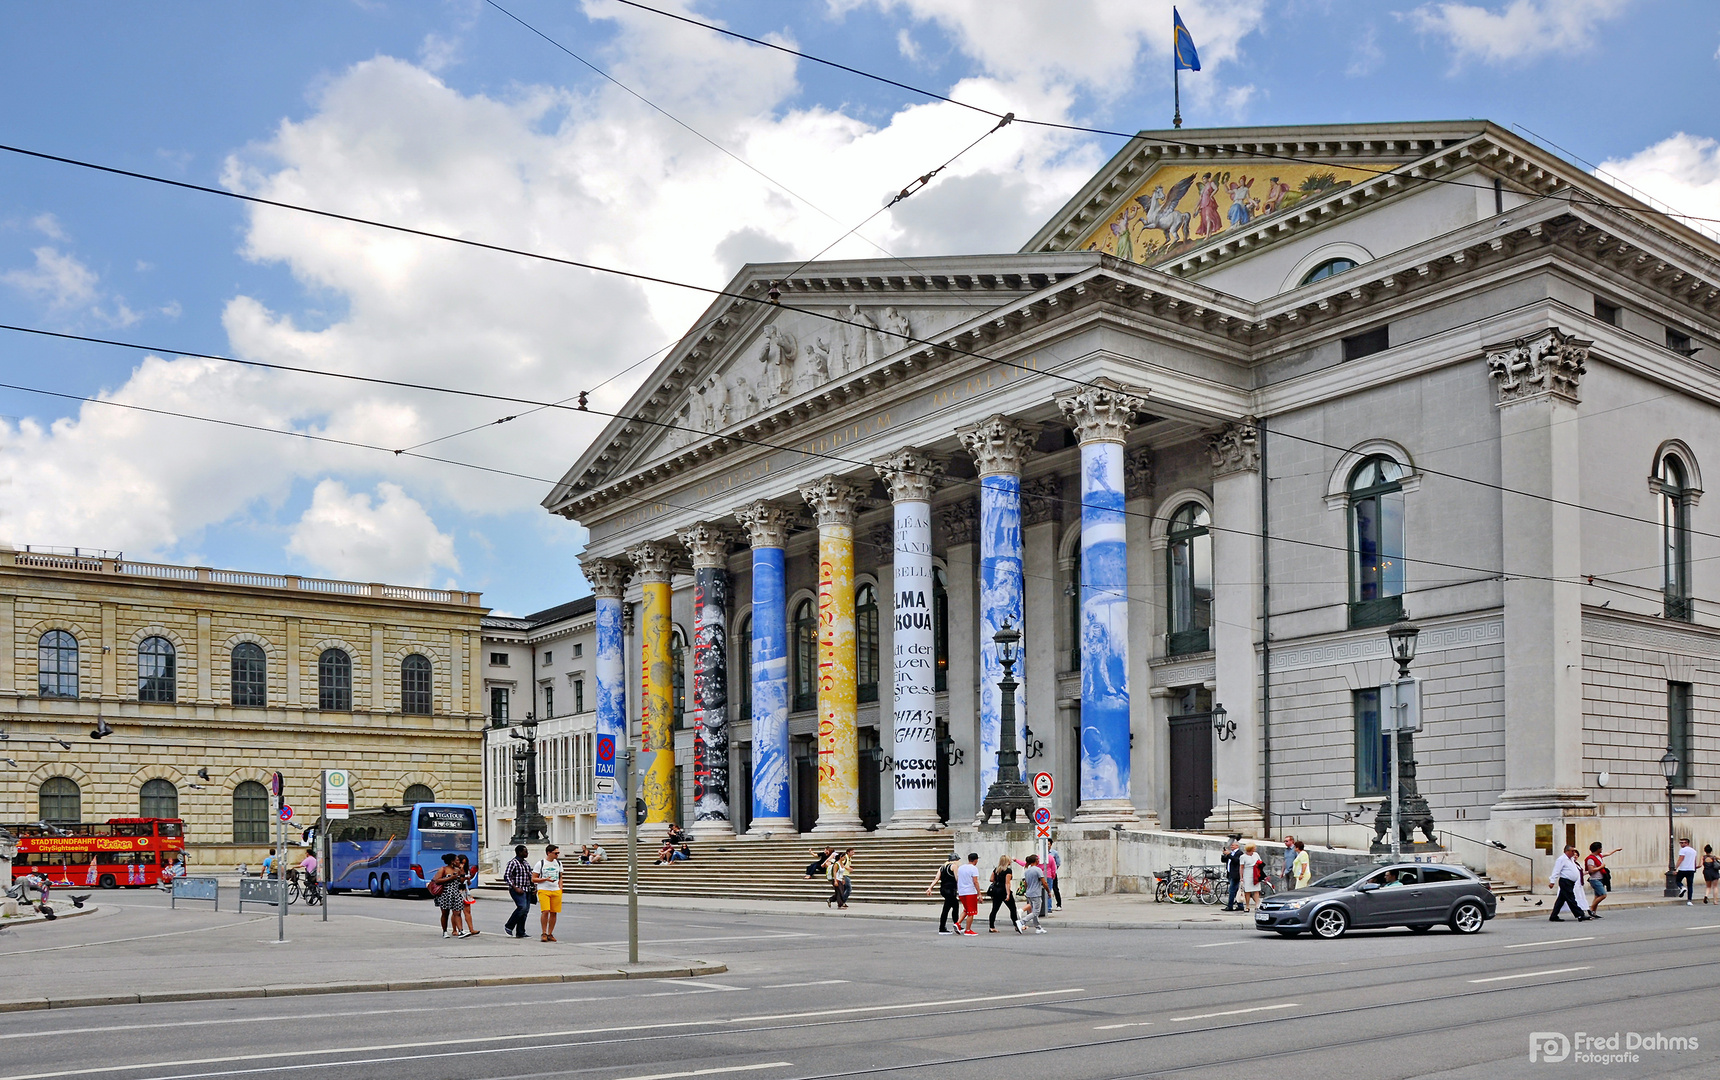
[503,845,534,939]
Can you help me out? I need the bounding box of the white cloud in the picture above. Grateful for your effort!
[419,32,461,73]
[1347,25,1384,77]
[896,28,921,64]
[1598,133,1720,242]
[30,213,68,241]
[1408,0,1631,66]
[2,246,99,308]
[287,479,460,585]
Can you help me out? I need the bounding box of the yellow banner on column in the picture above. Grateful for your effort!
[817,527,858,825]
[640,579,676,825]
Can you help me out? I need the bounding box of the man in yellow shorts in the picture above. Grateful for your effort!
[534,844,563,942]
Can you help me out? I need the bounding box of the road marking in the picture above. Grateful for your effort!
[655,980,749,991]
[1503,937,1594,949]
[0,990,1084,1080]
[611,1066,791,1080]
[1167,1003,1299,1022]
[1191,941,1248,948]
[1094,1021,1154,1030]
[584,932,813,946]
[1686,924,1720,930]
[1468,966,1590,983]
[760,980,850,988]
[0,918,268,957]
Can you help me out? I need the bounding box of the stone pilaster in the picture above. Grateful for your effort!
[1206,419,1263,835]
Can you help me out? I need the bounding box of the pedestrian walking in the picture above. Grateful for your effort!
[955,852,984,936]
[1583,842,1620,916]
[1292,840,1312,889]
[1020,855,1048,933]
[1045,844,1063,911]
[927,853,961,935]
[456,855,480,936]
[1238,843,1263,913]
[1548,844,1591,922]
[1703,845,1719,904]
[986,856,1020,934]
[430,853,468,938]
[1279,835,1296,892]
[1677,837,1698,904]
[503,844,535,938]
[1222,836,1243,912]
[828,848,854,909]
[535,844,563,942]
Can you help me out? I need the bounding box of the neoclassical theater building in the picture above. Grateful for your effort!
[546,122,1719,884]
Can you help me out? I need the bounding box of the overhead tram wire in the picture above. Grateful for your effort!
[608,0,1720,233]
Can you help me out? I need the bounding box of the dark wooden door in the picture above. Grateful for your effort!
[935,721,951,823]
[793,738,819,833]
[1168,715,1213,830]
[735,743,752,834]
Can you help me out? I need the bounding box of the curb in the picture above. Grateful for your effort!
[0,962,727,1013]
[0,904,99,928]
[1492,897,1699,919]
[554,891,1245,930]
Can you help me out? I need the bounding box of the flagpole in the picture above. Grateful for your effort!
[1173,64,1181,129]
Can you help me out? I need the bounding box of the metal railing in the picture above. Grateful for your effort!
[1220,799,1371,851]
[1438,828,1534,883]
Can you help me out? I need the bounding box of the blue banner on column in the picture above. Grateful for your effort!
[751,546,791,821]
[595,594,626,828]
[979,473,1023,794]
[1080,442,1130,801]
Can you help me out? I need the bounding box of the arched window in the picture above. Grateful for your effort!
[39,776,80,824]
[233,780,269,844]
[403,783,435,804]
[856,583,880,704]
[231,642,266,708]
[138,636,176,703]
[318,648,352,711]
[401,654,432,715]
[1301,257,1357,285]
[933,567,949,693]
[669,627,686,727]
[734,613,752,720]
[1166,503,1213,655]
[140,778,178,819]
[1659,453,1693,620]
[38,630,78,699]
[792,599,817,712]
[1349,455,1406,628]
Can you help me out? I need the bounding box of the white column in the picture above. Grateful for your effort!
[875,449,943,830]
[1207,421,1264,835]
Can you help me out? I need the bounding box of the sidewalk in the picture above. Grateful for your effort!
[0,893,724,1013]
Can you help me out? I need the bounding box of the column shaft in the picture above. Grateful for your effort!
[594,594,626,830]
[979,472,1024,794]
[629,542,678,829]
[802,477,867,834]
[738,502,794,832]
[692,565,730,831]
[876,450,942,829]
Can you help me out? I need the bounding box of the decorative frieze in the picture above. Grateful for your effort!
[799,476,867,528]
[1055,378,1147,445]
[869,524,896,561]
[1208,419,1260,477]
[1125,446,1155,500]
[625,541,678,584]
[938,498,979,545]
[1021,474,1063,525]
[735,500,794,549]
[579,556,633,599]
[957,415,1039,477]
[873,448,943,503]
[1485,327,1590,405]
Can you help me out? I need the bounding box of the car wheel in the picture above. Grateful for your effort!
[1275,930,1302,938]
[368,873,380,897]
[98,874,117,889]
[379,874,392,898]
[1409,924,1433,933]
[1311,906,1349,939]
[1450,900,1486,935]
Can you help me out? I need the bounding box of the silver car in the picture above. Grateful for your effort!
[1253,862,1496,939]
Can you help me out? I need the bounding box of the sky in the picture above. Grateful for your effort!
[1,0,1718,616]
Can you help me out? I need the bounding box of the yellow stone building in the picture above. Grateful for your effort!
[0,546,488,867]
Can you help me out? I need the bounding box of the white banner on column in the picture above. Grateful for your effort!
[892,501,938,815]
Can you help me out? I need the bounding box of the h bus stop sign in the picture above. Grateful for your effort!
[594,734,616,794]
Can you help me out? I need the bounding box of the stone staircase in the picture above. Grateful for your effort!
[558,834,953,904]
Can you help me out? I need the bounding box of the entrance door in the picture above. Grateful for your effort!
[793,737,819,833]
[735,742,752,834]
[1168,715,1214,830]
[935,721,952,824]
[858,727,881,831]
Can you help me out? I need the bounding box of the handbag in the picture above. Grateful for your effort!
[428,876,444,897]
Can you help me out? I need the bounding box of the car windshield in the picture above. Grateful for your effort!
[1309,866,1374,889]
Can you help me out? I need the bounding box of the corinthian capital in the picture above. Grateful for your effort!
[956,415,1039,477]
[1485,327,1590,406]
[1055,378,1148,444]
[677,522,734,569]
[1208,419,1260,477]
[873,448,944,503]
[579,555,633,599]
[626,540,678,583]
[735,500,794,549]
[798,475,868,528]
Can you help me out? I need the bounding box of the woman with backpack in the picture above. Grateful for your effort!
[927,853,961,934]
[986,855,1021,934]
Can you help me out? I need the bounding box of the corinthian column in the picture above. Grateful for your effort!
[957,414,1038,795]
[799,475,868,834]
[1056,379,1148,823]
[580,555,632,837]
[680,522,734,838]
[874,449,943,830]
[627,541,678,830]
[736,500,795,833]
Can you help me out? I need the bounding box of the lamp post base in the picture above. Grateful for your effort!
[1665,870,1684,899]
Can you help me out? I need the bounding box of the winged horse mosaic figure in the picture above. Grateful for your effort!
[1134,174,1197,249]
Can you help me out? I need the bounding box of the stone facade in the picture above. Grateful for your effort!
[0,548,486,865]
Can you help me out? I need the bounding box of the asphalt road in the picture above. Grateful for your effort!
[1,893,1717,1080]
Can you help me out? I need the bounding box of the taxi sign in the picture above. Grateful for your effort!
[1032,772,1054,798]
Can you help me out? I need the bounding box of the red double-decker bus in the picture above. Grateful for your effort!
[8,818,186,889]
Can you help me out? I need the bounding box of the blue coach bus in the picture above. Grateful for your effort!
[310,803,479,897]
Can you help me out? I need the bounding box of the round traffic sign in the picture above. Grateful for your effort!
[1032,772,1054,798]
[278,804,293,822]
[1033,806,1052,826]
[596,734,616,764]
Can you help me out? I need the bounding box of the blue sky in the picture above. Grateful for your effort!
[1,0,1716,615]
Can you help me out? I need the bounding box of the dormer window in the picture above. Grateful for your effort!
[1301,258,1357,285]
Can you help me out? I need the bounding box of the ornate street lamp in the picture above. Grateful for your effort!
[1373,618,1433,857]
[1212,702,1234,742]
[978,621,1035,826]
[1661,748,1681,898]
[509,710,549,845]
[1387,618,1420,678]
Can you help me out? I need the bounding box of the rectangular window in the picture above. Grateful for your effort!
[490,686,509,724]
[542,651,552,666]
[490,652,509,667]
[574,678,585,714]
[1342,325,1391,362]
[543,684,554,718]
[1594,298,1619,326]
[573,643,583,658]
[1669,681,1693,789]
[1354,688,1389,796]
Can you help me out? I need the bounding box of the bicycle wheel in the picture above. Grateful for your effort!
[1169,879,1193,904]
[1154,879,1170,903]
[285,881,300,905]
